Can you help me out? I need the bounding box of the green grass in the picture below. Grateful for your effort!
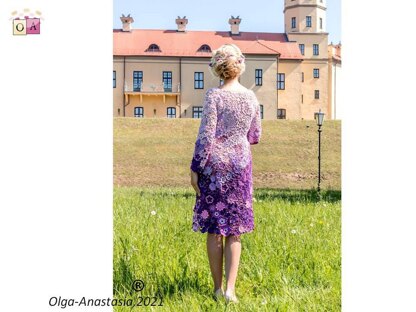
[113,187,341,311]
[113,118,341,190]
[113,118,341,310]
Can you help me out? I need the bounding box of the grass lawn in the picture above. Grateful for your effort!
[113,118,341,190]
[113,187,341,312]
[113,118,341,311]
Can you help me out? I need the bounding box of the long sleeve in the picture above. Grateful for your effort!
[190,89,218,173]
[247,101,262,145]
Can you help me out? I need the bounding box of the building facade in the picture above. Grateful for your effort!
[328,42,342,120]
[113,1,340,120]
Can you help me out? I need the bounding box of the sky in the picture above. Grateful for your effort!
[113,0,341,44]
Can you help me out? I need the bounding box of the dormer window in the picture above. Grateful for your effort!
[198,44,211,52]
[146,44,161,52]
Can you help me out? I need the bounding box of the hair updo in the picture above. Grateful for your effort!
[209,44,246,80]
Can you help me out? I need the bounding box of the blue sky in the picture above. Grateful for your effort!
[113,0,341,44]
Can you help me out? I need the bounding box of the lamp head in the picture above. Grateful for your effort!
[314,109,325,126]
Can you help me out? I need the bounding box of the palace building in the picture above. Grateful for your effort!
[113,0,341,120]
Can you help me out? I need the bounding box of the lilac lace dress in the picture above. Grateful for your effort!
[190,87,262,236]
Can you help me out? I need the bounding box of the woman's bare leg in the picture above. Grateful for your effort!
[224,235,241,294]
[206,233,224,291]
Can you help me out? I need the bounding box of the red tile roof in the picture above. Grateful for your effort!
[113,29,303,60]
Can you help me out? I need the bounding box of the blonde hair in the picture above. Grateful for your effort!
[209,44,246,80]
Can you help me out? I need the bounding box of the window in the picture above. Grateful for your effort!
[277,109,286,119]
[301,94,303,103]
[167,107,176,118]
[291,17,296,29]
[194,72,204,89]
[306,16,312,27]
[163,71,172,92]
[192,106,203,118]
[277,73,285,90]
[315,90,320,99]
[147,44,161,52]
[260,104,264,119]
[133,71,143,91]
[302,72,304,82]
[313,44,319,55]
[198,44,211,52]
[113,71,116,88]
[299,44,305,55]
[320,18,323,29]
[255,69,263,86]
[134,107,144,118]
[313,68,319,78]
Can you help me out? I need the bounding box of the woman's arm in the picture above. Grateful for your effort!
[190,89,218,173]
[247,100,262,145]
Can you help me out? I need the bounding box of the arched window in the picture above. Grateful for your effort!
[147,44,161,52]
[198,44,211,52]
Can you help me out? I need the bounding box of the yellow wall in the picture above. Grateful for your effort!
[284,1,327,33]
[243,56,279,120]
[113,57,124,117]
[287,33,328,59]
[278,60,303,119]
[180,58,219,118]
[328,45,342,119]
[123,57,180,92]
[300,59,329,119]
[286,32,330,119]
[126,95,178,118]
[113,52,331,120]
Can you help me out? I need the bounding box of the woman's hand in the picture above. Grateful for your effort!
[190,170,201,196]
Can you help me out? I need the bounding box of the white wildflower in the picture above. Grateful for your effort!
[151,210,156,216]
[291,229,297,234]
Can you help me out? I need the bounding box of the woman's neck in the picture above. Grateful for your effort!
[222,78,240,87]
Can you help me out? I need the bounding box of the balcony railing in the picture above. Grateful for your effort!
[124,83,181,93]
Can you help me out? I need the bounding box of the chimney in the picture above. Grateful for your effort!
[175,16,188,32]
[228,16,242,35]
[120,14,134,32]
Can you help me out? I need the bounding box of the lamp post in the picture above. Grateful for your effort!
[314,110,325,193]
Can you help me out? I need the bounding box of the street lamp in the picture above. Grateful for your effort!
[314,109,325,193]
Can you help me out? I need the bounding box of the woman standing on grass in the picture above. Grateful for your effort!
[190,43,262,303]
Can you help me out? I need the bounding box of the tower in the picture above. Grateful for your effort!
[284,0,327,34]
[283,0,330,119]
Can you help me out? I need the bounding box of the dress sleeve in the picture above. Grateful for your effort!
[190,89,218,173]
[247,97,262,145]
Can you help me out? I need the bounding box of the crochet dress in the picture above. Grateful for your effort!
[190,87,262,236]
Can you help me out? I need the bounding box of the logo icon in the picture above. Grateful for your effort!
[11,9,44,36]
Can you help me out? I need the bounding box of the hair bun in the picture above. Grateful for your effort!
[209,44,246,80]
